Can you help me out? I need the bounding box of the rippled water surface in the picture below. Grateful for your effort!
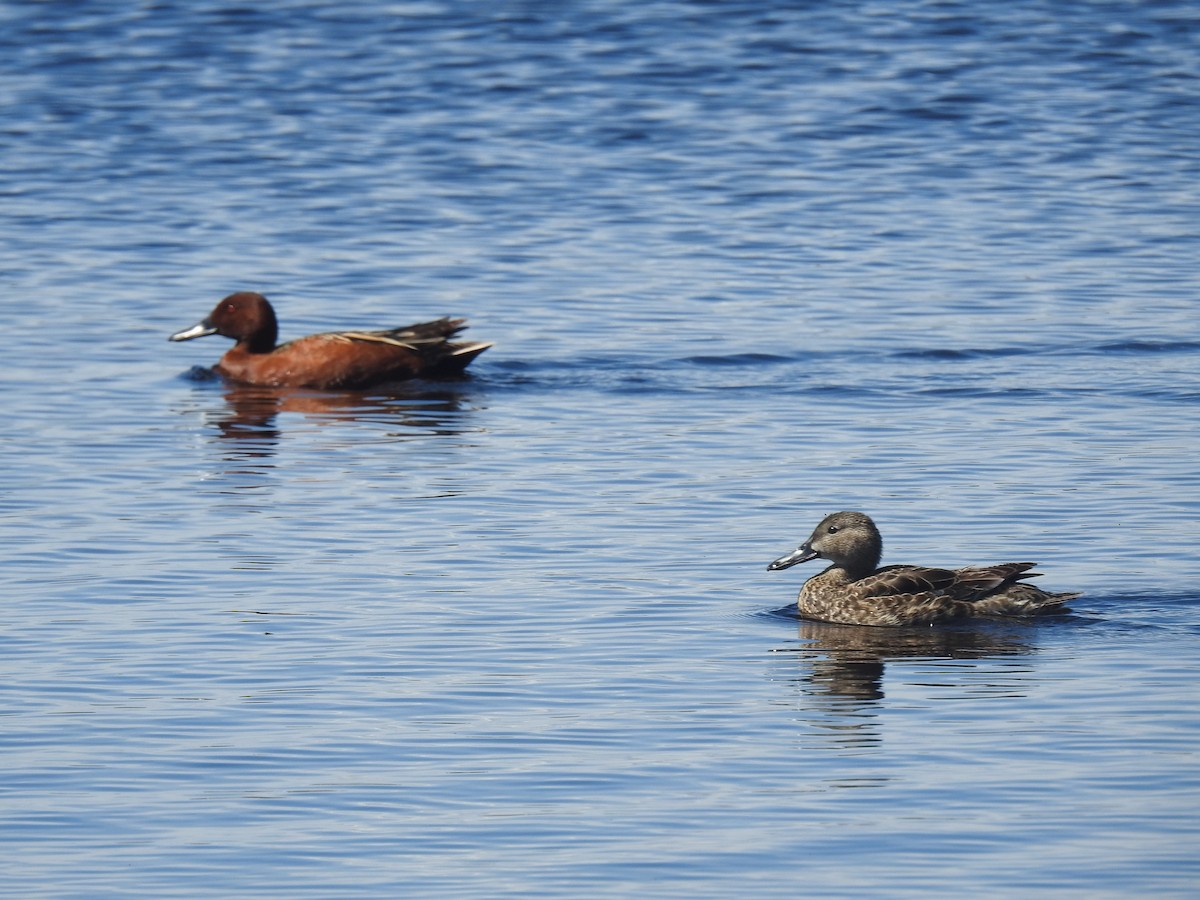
[3,2,1199,897]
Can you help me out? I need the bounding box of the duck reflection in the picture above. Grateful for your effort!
[202,381,477,452]
[771,618,1046,753]
[785,618,1039,702]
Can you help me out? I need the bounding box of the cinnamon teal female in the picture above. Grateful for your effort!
[169,292,491,389]
[768,511,1080,626]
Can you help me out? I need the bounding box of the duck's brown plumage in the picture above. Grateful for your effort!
[169,292,491,389]
[768,511,1079,626]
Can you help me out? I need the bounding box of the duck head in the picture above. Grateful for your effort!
[768,510,883,577]
[169,292,279,353]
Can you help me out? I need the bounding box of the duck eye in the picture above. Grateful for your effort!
[827,525,838,534]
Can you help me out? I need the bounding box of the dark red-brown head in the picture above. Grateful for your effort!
[168,292,279,353]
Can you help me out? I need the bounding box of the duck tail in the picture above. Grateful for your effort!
[450,341,492,364]
[972,588,1080,618]
[426,341,492,375]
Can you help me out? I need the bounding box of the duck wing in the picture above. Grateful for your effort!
[856,562,1043,601]
[335,317,469,348]
[950,562,1039,600]
[855,565,958,598]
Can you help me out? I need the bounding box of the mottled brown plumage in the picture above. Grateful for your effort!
[169,292,491,389]
[768,511,1079,626]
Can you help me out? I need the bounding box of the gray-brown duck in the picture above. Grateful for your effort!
[768,511,1080,626]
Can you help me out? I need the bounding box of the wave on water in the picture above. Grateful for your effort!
[1091,339,1200,355]
[676,352,799,367]
[890,346,1038,361]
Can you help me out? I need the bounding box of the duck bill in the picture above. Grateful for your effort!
[168,318,217,342]
[767,543,819,571]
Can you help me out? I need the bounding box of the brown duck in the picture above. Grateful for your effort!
[768,511,1080,626]
[169,292,491,389]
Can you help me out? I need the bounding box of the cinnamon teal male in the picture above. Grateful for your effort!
[169,292,491,389]
[768,511,1080,626]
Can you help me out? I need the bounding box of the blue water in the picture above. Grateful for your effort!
[2,2,1199,896]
